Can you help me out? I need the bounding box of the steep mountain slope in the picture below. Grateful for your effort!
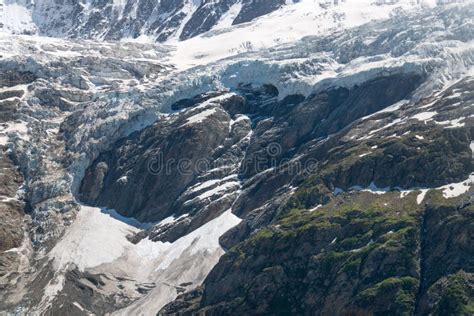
[3,0,287,41]
[160,76,474,314]
[3,0,441,43]
[0,0,473,315]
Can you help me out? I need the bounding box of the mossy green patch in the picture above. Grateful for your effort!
[356,277,418,315]
[429,272,474,316]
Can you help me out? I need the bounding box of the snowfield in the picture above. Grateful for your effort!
[41,205,241,314]
[48,206,140,271]
[171,0,442,69]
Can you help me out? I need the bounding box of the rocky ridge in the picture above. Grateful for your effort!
[4,0,288,41]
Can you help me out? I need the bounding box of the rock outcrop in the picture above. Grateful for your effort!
[6,0,287,42]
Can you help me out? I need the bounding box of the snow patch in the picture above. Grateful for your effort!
[308,204,322,212]
[45,205,241,313]
[134,208,241,270]
[48,206,139,271]
[411,111,437,121]
[72,301,85,312]
[435,117,466,128]
[399,190,413,198]
[155,213,190,227]
[417,189,429,205]
[188,179,221,193]
[439,174,474,199]
[349,182,391,195]
[214,1,243,30]
[195,181,240,200]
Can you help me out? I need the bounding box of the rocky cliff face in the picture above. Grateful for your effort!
[0,1,473,315]
[4,0,287,41]
[158,58,473,316]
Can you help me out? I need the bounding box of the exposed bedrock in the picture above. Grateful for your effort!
[79,71,431,239]
[161,192,474,315]
[158,74,474,316]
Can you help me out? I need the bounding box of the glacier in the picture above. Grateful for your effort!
[0,0,473,314]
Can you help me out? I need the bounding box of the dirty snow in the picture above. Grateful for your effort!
[135,209,241,270]
[48,206,139,271]
[44,205,241,314]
